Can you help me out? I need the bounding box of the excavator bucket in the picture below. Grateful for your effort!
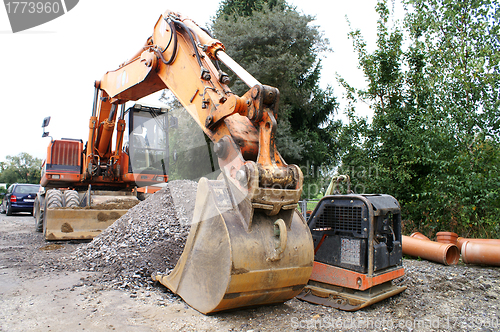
[154,176,314,314]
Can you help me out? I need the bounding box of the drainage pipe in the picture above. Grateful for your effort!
[436,232,458,245]
[457,237,500,252]
[461,241,500,266]
[409,232,430,241]
[402,235,460,265]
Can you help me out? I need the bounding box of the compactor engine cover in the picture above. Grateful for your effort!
[297,194,406,311]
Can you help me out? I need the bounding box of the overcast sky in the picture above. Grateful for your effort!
[0,0,403,162]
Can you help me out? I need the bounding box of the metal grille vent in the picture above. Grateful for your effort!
[52,141,81,166]
[315,205,363,232]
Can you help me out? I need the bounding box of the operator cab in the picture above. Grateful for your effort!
[124,104,171,181]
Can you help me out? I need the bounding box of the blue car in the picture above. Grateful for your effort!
[1,183,40,216]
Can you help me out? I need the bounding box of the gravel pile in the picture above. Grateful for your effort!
[72,180,198,290]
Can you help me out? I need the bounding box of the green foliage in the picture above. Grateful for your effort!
[338,0,500,238]
[212,0,340,198]
[406,0,500,139]
[216,0,288,19]
[404,0,500,238]
[0,153,42,186]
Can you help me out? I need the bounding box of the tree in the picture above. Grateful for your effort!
[216,0,286,19]
[0,153,42,185]
[403,0,500,237]
[406,0,500,141]
[338,0,500,238]
[338,1,431,200]
[212,0,340,198]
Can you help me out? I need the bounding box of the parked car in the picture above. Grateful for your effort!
[0,183,41,216]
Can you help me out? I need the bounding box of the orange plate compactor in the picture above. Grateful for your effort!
[297,193,406,311]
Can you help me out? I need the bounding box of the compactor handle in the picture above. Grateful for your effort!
[325,175,353,196]
[267,218,287,262]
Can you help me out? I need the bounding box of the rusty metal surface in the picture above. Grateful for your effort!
[78,10,311,315]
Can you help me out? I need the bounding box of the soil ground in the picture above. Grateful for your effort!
[1,213,499,332]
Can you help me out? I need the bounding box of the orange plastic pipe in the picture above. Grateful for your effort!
[402,235,460,265]
[436,232,458,245]
[457,237,500,252]
[461,241,500,266]
[409,232,430,241]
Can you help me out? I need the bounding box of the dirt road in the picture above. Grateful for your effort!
[1,213,499,331]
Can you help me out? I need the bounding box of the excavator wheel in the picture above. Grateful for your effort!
[154,177,314,314]
[64,190,80,207]
[46,189,63,208]
[34,195,44,232]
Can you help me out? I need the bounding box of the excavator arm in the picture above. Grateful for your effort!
[87,10,313,314]
[88,11,300,198]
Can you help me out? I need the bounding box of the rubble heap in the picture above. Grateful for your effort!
[72,180,197,289]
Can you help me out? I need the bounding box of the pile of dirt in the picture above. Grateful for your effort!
[72,180,198,289]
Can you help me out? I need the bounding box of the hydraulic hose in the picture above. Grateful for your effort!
[155,19,178,65]
[172,19,205,71]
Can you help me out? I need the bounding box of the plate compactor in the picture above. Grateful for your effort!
[297,177,406,311]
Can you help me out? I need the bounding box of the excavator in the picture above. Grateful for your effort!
[35,10,312,314]
[36,102,170,239]
[35,9,404,314]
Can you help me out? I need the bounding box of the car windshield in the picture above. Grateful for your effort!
[14,185,40,194]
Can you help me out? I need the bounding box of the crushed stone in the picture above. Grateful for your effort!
[72,180,198,290]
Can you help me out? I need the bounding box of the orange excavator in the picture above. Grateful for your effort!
[36,102,169,240]
[35,10,313,313]
[35,9,404,314]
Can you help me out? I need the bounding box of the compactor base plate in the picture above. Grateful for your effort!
[297,280,406,311]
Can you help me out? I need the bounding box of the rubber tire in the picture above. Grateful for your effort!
[64,190,79,208]
[35,212,44,232]
[34,196,44,232]
[6,203,12,216]
[33,197,37,218]
[46,189,63,208]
